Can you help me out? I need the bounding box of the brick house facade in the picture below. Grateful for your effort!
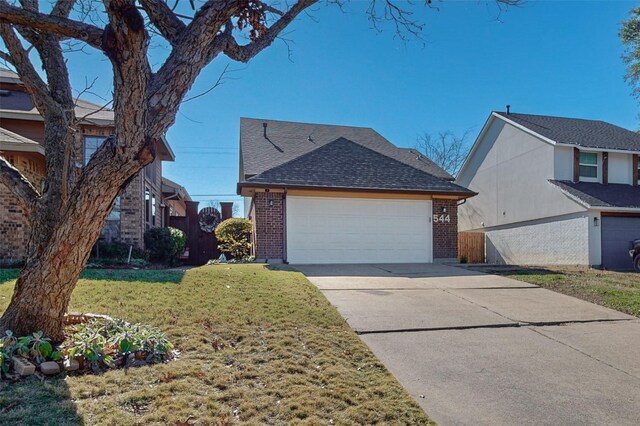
[0,69,177,261]
[238,118,476,264]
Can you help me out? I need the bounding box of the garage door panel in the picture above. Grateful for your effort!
[601,216,640,271]
[286,196,432,264]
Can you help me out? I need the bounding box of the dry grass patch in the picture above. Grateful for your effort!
[0,265,432,425]
[467,265,640,317]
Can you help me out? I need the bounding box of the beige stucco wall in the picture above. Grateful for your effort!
[458,119,585,232]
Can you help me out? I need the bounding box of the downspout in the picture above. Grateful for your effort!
[282,188,288,264]
[248,196,256,259]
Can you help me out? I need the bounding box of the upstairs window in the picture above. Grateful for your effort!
[579,152,598,181]
[145,160,157,183]
[84,136,107,165]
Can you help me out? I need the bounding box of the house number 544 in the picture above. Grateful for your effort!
[433,214,450,223]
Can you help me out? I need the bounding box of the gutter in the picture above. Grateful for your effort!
[237,182,477,199]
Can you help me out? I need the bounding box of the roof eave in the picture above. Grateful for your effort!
[158,134,176,162]
[0,141,45,155]
[238,181,477,199]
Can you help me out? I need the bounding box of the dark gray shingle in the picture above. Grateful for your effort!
[242,137,474,195]
[240,117,454,181]
[549,180,640,209]
[496,112,640,152]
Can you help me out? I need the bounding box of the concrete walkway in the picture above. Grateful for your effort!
[294,263,640,426]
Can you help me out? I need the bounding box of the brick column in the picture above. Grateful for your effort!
[432,199,458,260]
[253,192,285,261]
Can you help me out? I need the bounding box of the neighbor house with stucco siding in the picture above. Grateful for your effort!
[457,110,640,270]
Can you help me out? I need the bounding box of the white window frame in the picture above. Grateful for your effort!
[579,152,599,183]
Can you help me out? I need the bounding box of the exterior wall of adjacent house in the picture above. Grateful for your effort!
[608,152,633,184]
[0,124,165,259]
[484,213,590,265]
[457,119,585,233]
[0,151,45,261]
[457,118,595,266]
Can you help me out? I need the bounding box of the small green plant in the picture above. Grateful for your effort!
[460,255,468,264]
[215,218,252,259]
[66,318,174,372]
[0,331,16,373]
[144,227,186,265]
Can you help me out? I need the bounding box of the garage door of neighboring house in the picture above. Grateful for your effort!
[601,216,640,271]
[286,196,432,264]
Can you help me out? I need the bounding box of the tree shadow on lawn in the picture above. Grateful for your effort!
[0,375,84,425]
[80,268,185,283]
[0,268,185,285]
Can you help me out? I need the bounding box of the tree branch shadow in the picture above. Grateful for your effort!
[0,375,83,425]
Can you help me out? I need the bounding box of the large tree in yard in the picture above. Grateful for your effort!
[0,0,521,341]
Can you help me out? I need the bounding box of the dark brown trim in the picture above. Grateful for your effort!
[573,147,580,183]
[633,154,638,187]
[601,211,640,218]
[237,182,477,199]
[602,151,608,184]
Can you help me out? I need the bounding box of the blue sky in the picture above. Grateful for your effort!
[63,1,638,207]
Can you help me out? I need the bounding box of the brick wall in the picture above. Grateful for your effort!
[120,172,144,248]
[0,152,45,261]
[253,192,285,261]
[433,199,458,259]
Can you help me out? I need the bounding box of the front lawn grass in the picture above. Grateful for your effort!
[469,266,640,317]
[0,265,432,425]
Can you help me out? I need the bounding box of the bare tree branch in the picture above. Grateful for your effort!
[222,0,318,63]
[415,129,473,177]
[0,155,39,215]
[138,0,186,45]
[0,1,103,49]
[0,49,12,64]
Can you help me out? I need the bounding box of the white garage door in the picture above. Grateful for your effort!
[286,196,432,264]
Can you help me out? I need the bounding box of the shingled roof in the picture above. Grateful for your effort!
[239,117,454,181]
[495,112,640,152]
[0,127,44,155]
[549,180,640,209]
[240,137,475,195]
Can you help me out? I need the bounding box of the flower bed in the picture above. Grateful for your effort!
[0,315,176,381]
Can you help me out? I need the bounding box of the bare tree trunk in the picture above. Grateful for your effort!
[0,134,144,341]
[0,0,322,342]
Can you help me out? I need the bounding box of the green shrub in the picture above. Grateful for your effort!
[144,227,186,264]
[215,218,252,259]
[92,241,145,260]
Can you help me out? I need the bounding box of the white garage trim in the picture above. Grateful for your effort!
[286,196,432,264]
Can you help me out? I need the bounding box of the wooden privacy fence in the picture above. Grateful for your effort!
[458,232,485,263]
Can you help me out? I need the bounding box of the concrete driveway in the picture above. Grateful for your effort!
[294,263,640,426]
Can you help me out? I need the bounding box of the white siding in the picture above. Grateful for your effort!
[458,119,584,232]
[554,146,574,180]
[485,214,590,265]
[608,152,632,185]
[587,210,602,266]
